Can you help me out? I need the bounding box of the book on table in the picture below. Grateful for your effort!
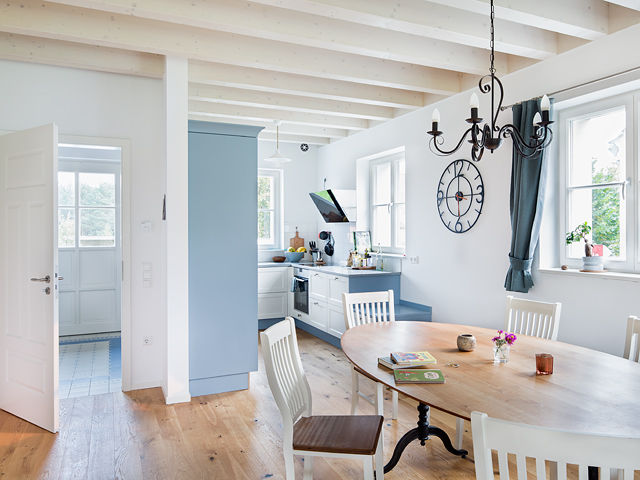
[394,368,445,384]
[390,351,437,366]
[378,356,424,370]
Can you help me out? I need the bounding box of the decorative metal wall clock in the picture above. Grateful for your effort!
[437,159,484,233]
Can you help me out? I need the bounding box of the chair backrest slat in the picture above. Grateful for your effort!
[505,295,562,341]
[260,318,312,439]
[343,290,395,330]
[471,412,640,480]
[624,315,640,363]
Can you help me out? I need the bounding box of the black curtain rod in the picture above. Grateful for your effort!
[500,65,640,111]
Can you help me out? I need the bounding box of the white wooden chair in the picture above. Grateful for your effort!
[453,295,563,451]
[343,290,399,420]
[260,317,384,480]
[471,411,640,480]
[505,295,562,341]
[624,315,640,362]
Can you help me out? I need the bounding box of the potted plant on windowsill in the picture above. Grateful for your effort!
[565,222,604,272]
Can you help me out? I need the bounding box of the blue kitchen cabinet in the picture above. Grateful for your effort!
[188,121,263,396]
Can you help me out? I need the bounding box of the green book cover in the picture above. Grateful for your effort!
[394,368,445,384]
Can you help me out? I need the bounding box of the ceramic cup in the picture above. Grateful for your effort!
[457,334,476,352]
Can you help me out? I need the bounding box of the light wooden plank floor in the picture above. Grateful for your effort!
[1,329,632,479]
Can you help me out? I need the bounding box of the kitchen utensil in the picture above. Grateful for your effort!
[319,231,335,256]
[272,256,286,263]
[290,228,305,250]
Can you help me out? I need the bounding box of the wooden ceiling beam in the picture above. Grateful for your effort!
[425,0,609,40]
[605,0,640,12]
[45,0,508,74]
[188,84,394,121]
[188,101,369,131]
[249,0,558,60]
[258,131,330,145]
[0,31,163,78]
[0,0,460,94]
[189,61,429,110]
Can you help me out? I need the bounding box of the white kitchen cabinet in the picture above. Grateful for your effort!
[258,267,289,294]
[309,271,330,301]
[309,297,329,332]
[258,267,290,319]
[258,293,288,319]
[328,275,348,310]
[327,306,346,337]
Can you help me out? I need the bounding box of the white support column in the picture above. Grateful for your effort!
[163,55,191,404]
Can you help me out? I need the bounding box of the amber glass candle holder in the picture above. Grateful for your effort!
[535,353,553,375]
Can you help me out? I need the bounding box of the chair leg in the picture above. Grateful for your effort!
[391,390,398,420]
[363,455,374,480]
[375,382,384,417]
[351,367,359,415]
[455,417,464,450]
[303,456,313,480]
[283,448,295,480]
[375,435,384,479]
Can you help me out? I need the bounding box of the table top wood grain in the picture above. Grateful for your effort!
[341,321,640,435]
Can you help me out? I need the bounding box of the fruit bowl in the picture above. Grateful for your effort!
[285,251,304,263]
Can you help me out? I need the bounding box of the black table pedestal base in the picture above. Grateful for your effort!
[383,403,468,473]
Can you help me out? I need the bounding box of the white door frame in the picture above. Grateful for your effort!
[59,135,132,392]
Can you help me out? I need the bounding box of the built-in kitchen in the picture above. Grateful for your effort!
[257,172,430,347]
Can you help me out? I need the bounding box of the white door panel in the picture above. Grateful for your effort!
[0,124,59,433]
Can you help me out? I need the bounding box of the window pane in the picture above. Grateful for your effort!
[258,176,273,210]
[373,205,391,247]
[374,162,391,204]
[569,107,625,186]
[80,208,115,247]
[395,159,405,203]
[58,172,75,207]
[395,203,406,248]
[258,210,273,244]
[58,208,75,248]
[568,187,625,258]
[79,173,115,207]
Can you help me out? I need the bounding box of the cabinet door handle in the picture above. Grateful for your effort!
[313,302,319,305]
[334,276,340,280]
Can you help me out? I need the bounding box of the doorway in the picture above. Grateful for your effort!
[57,143,123,399]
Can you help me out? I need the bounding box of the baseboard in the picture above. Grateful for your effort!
[258,318,285,330]
[124,379,163,392]
[189,372,249,397]
[294,320,341,348]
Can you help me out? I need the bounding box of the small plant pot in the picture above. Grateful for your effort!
[457,334,476,352]
[582,256,604,272]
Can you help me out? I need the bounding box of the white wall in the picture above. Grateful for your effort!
[0,59,165,389]
[317,24,640,356]
[258,140,319,257]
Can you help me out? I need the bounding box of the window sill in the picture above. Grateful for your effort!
[372,252,406,258]
[538,267,640,283]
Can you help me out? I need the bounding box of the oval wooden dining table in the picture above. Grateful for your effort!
[341,321,640,474]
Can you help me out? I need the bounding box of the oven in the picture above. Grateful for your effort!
[292,268,309,315]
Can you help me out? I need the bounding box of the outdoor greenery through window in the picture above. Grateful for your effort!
[258,169,282,249]
[58,171,117,248]
[559,90,638,271]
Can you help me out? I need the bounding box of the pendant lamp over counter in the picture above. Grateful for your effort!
[264,120,291,165]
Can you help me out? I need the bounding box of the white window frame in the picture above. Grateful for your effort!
[369,152,405,253]
[258,168,283,250]
[557,91,638,273]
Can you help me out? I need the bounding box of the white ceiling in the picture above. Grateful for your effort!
[1,0,639,145]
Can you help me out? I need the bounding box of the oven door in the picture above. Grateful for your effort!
[292,276,309,314]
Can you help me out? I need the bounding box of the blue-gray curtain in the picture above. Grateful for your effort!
[504,99,551,293]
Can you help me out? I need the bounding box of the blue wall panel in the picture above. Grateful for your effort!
[188,121,262,396]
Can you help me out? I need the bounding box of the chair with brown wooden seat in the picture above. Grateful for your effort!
[260,317,384,479]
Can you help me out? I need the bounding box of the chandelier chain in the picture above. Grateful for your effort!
[489,0,495,75]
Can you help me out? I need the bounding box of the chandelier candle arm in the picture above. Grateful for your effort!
[426,0,553,161]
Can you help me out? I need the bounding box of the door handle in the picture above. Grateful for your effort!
[30,275,51,283]
[58,276,64,281]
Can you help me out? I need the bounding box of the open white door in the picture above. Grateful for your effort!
[0,124,59,433]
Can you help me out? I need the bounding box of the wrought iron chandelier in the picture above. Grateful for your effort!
[427,0,553,161]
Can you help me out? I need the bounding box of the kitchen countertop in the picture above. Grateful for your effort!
[258,262,399,277]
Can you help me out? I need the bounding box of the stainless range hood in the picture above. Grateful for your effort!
[309,189,355,223]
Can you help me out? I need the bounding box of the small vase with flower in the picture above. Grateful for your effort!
[492,330,517,363]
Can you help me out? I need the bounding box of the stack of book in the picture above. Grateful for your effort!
[378,351,445,384]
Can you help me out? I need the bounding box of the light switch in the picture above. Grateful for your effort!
[142,262,152,287]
